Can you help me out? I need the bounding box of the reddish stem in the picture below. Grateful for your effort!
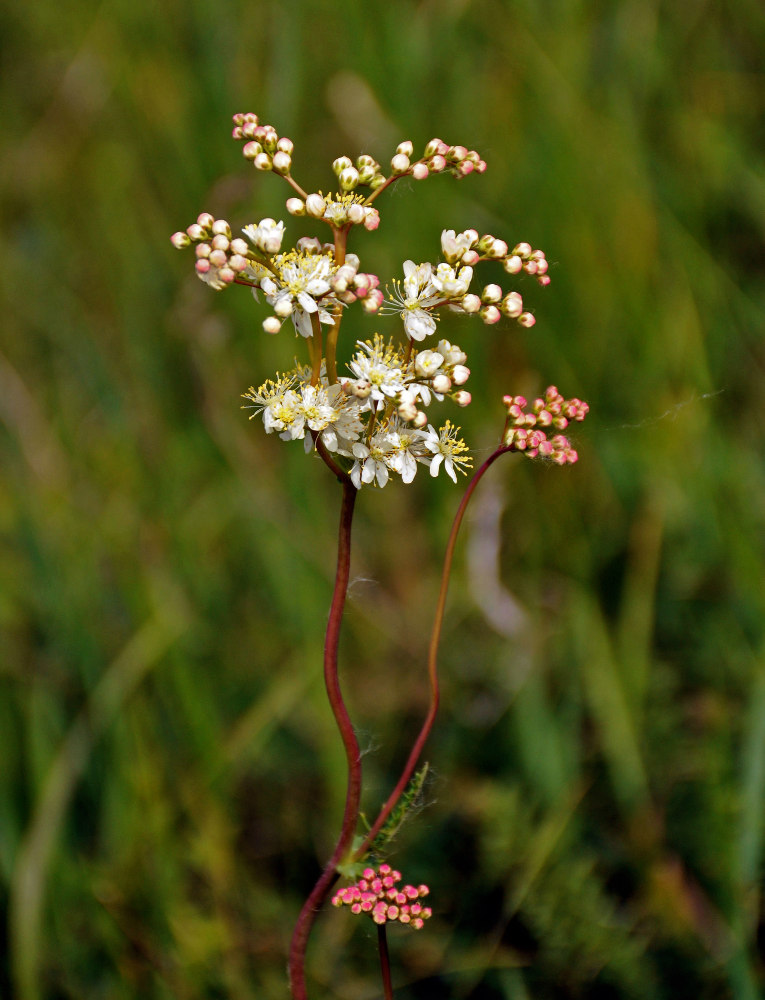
[377,924,394,1000]
[288,478,361,1000]
[357,445,512,856]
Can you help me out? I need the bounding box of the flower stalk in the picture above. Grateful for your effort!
[171,109,589,1000]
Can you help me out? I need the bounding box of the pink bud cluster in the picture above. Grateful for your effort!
[421,138,487,178]
[331,865,432,929]
[502,386,589,464]
[330,261,384,312]
[171,213,250,290]
[232,112,294,175]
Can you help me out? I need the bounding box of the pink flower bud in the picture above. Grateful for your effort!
[218,267,235,284]
[452,365,470,385]
[297,236,322,253]
[481,305,501,324]
[503,255,523,274]
[211,234,230,251]
[196,212,214,229]
[253,152,272,171]
[195,258,210,274]
[538,274,551,287]
[186,223,205,241]
[482,283,503,303]
[242,140,262,159]
[276,136,294,154]
[413,411,428,429]
[228,254,248,272]
[170,231,191,249]
[364,208,380,231]
[362,289,384,312]
[513,242,532,258]
[212,219,231,237]
[501,292,523,318]
[491,239,509,258]
[450,145,468,161]
[518,312,536,328]
[412,162,429,180]
[456,160,474,176]
[432,374,452,394]
[454,390,472,407]
[391,153,410,174]
[462,249,480,266]
[429,154,447,172]
[263,316,281,334]
[208,249,228,268]
[286,197,305,216]
[230,238,249,256]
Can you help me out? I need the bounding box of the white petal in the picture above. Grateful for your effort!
[430,454,444,477]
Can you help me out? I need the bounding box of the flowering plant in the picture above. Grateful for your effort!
[171,111,588,999]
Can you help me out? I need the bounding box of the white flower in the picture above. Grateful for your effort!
[440,228,476,263]
[347,335,408,406]
[431,262,473,297]
[298,384,338,432]
[260,250,337,338]
[243,218,286,254]
[242,377,307,440]
[350,434,397,489]
[318,385,365,456]
[382,260,443,341]
[420,421,472,483]
[385,421,426,484]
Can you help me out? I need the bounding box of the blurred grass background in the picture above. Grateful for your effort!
[1,0,764,997]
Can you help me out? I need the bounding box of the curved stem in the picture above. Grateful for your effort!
[356,445,512,857]
[288,479,361,1000]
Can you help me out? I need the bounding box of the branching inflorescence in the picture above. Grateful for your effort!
[171,111,588,1000]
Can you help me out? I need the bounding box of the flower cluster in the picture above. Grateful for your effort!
[171,111,587,488]
[243,335,473,488]
[502,386,589,464]
[332,865,432,929]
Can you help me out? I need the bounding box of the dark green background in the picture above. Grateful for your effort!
[2,1,764,997]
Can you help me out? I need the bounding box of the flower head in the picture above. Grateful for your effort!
[502,386,589,464]
[332,865,432,930]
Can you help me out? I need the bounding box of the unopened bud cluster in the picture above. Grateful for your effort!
[171,213,253,289]
[332,865,432,930]
[232,112,295,174]
[502,386,589,464]
[440,229,549,328]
